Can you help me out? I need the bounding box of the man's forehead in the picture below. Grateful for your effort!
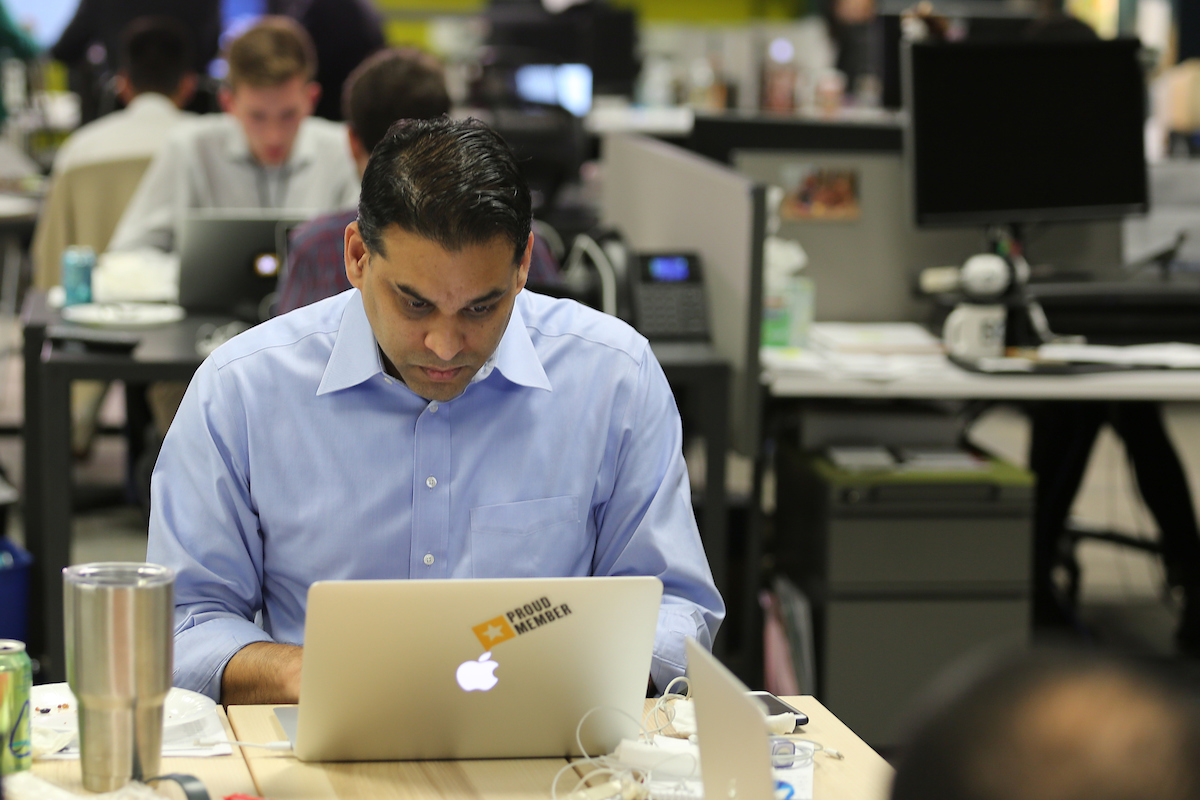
[229,77,309,102]
[370,225,521,265]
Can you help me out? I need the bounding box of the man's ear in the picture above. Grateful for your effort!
[218,85,234,114]
[305,81,321,114]
[516,232,533,293]
[173,72,198,109]
[115,73,134,105]
[347,128,370,168]
[345,221,369,289]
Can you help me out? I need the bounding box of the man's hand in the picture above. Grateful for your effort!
[221,642,303,704]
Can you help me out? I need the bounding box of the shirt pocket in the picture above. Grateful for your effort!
[470,495,583,578]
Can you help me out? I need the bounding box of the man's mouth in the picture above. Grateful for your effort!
[420,366,464,382]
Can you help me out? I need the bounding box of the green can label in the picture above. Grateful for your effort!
[0,639,32,774]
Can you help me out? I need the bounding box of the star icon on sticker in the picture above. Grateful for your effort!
[472,616,516,649]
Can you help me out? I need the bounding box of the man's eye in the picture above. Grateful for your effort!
[468,304,494,316]
[405,298,429,311]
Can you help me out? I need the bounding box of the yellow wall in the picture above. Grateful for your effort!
[372,0,805,24]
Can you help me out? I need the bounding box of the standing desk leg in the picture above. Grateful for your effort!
[700,365,730,659]
[41,368,72,682]
[26,357,72,683]
[22,320,46,675]
[736,403,773,688]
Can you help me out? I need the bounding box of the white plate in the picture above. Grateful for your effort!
[60,302,185,328]
[29,684,216,733]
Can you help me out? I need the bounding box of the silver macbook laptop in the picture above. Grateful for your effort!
[687,639,777,800]
[276,576,662,762]
[177,209,311,322]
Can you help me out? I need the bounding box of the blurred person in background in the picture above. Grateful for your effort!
[1021,9,1200,657]
[272,0,385,121]
[107,15,357,254]
[821,0,877,99]
[32,16,196,459]
[33,16,196,290]
[50,0,219,120]
[891,647,1200,800]
[50,0,219,76]
[104,15,357,466]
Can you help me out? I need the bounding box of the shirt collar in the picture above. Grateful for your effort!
[490,295,551,391]
[316,291,552,397]
[126,93,181,116]
[316,293,383,395]
[222,113,319,169]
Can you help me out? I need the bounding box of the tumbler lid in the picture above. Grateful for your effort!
[63,562,174,587]
[0,639,26,653]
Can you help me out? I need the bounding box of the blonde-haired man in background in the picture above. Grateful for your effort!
[108,15,358,253]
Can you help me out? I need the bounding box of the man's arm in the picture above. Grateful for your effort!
[147,358,277,700]
[591,344,726,694]
[222,643,303,704]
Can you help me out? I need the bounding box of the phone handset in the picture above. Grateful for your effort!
[562,229,634,322]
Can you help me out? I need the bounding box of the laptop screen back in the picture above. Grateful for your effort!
[290,576,662,762]
[177,210,311,322]
[687,639,777,800]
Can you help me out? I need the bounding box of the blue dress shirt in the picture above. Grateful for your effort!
[147,288,725,700]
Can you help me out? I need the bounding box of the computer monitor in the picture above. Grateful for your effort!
[514,64,593,117]
[905,39,1148,228]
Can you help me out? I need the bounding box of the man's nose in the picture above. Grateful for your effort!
[424,320,464,363]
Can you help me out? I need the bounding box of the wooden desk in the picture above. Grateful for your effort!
[227,706,568,800]
[780,695,893,800]
[31,708,257,798]
[224,698,892,800]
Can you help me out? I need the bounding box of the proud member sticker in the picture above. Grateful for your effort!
[472,596,573,649]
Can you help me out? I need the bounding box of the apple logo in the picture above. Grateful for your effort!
[456,651,500,692]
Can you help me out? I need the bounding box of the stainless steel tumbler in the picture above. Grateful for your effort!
[63,562,174,792]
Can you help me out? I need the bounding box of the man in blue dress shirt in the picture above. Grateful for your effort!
[147,117,725,704]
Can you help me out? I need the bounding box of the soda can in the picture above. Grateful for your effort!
[0,639,31,774]
[61,246,95,307]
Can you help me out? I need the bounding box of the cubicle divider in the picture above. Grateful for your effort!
[601,134,768,680]
[600,133,768,459]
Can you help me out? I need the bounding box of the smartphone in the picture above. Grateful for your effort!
[747,691,809,727]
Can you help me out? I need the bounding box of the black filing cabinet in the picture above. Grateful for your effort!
[773,444,1033,747]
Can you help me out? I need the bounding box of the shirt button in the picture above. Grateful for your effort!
[426,476,437,488]
[429,401,439,413]
[423,553,435,566]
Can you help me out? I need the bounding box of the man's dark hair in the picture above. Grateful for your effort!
[357,117,531,264]
[119,16,194,97]
[342,48,451,154]
[891,647,1200,800]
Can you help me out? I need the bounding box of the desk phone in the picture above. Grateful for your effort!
[632,253,710,341]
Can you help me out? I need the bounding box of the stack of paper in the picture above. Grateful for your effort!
[894,447,988,472]
[828,446,897,471]
[809,323,944,355]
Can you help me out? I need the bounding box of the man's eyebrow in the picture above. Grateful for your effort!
[395,284,508,308]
